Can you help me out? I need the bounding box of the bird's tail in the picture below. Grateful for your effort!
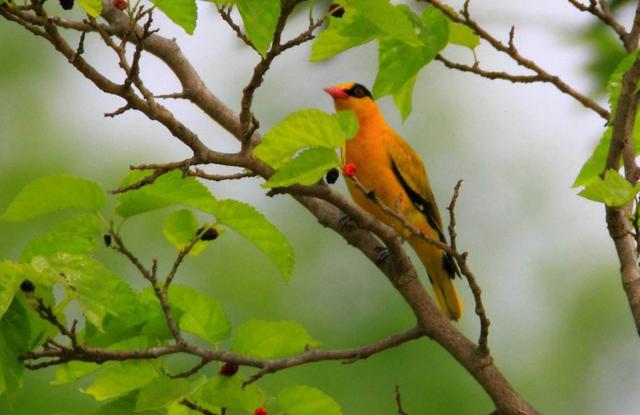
[409,235,463,320]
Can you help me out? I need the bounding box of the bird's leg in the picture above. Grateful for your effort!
[374,246,390,267]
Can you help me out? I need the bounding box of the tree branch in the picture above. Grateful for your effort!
[604,48,640,335]
[2,2,538,412]
[567,0,628,48]
[424,0,610,120]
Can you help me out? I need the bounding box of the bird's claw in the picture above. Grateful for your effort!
[375,246,390,267]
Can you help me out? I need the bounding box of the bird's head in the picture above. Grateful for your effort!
[323,82,377,119]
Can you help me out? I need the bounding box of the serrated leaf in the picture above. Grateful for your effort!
[162,209,209,256]
[76,0,102,18]
[192,376,265,412]
[254,109,353,168]
[170,285,231,344]
[83,360,160,401]
[334,111,359,139]
[343,0,421,47]
[150,0,197,34]
[310,11,378,61]
[393,74,418,121]
[236,0,281,56]
[232,319,317,358]
[573,128,613,187]
[1,175,106,222]
[135,376,194,411]
[373,6,448,99]
[608,50,640,117]
[579,169,640,206]
[93,391,158,415]
[205,199,294,280]
[448,21,479,49]
[53,361,103,385]
[0,299,30,397]
[116,170,216,218]
[264,147,339,188]
[21,214,103,263]
[43,254,140,330]
[277,385,342,415]
[0,261,29,320]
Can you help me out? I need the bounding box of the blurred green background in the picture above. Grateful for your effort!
[2,0,639,414]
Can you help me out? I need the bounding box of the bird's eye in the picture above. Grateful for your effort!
[352,86,365,98]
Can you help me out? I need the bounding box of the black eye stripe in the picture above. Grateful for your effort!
[345,83,373,99]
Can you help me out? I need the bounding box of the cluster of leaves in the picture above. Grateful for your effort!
[0,170,346,414]
[311,0,479,119]
[574,50,640,207]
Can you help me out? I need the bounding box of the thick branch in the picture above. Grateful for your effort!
[2,2,537,412]
[605,51,640,335]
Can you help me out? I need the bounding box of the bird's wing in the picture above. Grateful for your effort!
[384,131,447,243]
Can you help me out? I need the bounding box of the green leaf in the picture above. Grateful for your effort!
[448,21,480,49]
[21,214,103,263]
[343,0,421,47]
[0,261,28,320]
[83,360,160,401]
[162,209,209,256]
[579,169,640,206]
[170,285,231,344]
[116,170,215,218]
[150,0,197,34]
[53,361,103,385]
[607,50,640,117]
[192,376,265,412]
[1,175,106,222]
[310,11,378,61]
[0,299,30,397]
[135,376,197,411]
[93,391,157,415]
[231,319,317,358]
[76,0,102,18]
[235,0,281,56]
[573,128,613,187]
[277,385,343,415]
[393,74,418,121]
[206,199,295,280]
[335,110,359,139]
[41,254,140,330]
[254,109,354,168]
[373,6,448,98]
[264,147,340,188]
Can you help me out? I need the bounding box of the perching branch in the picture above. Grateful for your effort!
[2,1,538,413]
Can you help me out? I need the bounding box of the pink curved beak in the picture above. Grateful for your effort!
[323,86,349,99]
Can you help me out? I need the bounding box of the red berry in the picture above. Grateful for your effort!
[113,0,127,10]
[254,408,268,415]
[342,162,357,178]
[219,362,239,377]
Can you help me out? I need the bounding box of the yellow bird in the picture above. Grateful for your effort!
[324,82,463,320]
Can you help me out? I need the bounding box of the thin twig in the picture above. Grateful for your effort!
[424,0,610,120]
[436,54,543,84]
[188,167,256,181]
[395,385,408,415]
[567,0,628,47]
[180,399,217,415]
[110,158,195,194]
